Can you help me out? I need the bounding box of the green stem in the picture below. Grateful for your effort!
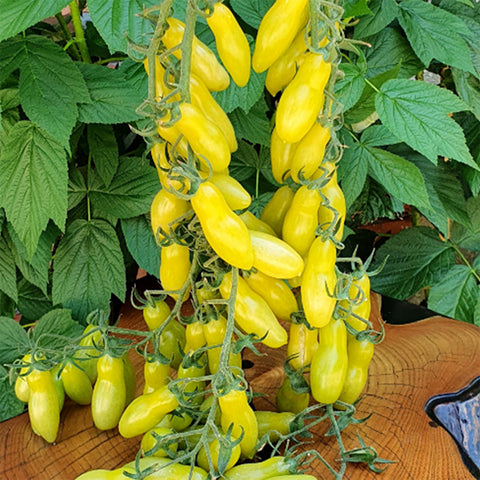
[452,242,480,283]
[178,3,198,102]
[87,152,92,221]
[55,12,81,60]
[69,0,91,63]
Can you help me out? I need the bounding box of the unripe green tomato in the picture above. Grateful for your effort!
[143,299,171,331]
[141,426,178,457]
[60,361,93,405]
[255,410,295,441]
[223,455,294,480]
[196,435,242,473]
[276,376,309,414]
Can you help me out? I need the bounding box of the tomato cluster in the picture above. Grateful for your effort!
[14,1,383,479]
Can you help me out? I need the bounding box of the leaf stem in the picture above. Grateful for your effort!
[69,0,91,63]
[451,242,480,283]
[55,12,81,61]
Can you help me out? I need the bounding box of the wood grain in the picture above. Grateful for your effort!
[1,293,480,480]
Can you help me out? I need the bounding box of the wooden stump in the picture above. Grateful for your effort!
[1,293,479,479]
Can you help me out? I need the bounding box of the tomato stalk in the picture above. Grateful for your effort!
[69,0,91,63]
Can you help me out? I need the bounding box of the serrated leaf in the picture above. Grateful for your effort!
[121,216,160,277]
[229,141,258,183]
[0,364,25,421]
[335,64,366,112]
[364,27,424,79]
[354,0,400,38]
[457,112,480,195]
[17,279,54,323]
[451,196,480,252]
[376,79,476,168]
[68,166,87,211]
[18,36,90,146]
[370,226,456,300]
[0,317,30,364]
[87,0,158,53]
[0,232,17,302]
[428,265,478,323]
[31,309,83,350]
[344,0,373,17]
[117,57,149,99]
[338,134,369,207]
[361,145,430,210]
[0,37,24,84]
[230,0,275,29]
[212,35,267,114]
[0,121,67,258]
[397,0,474,73]
[77,63,144,124]
[452,69,480,122]
[0,0,70,42]
[52,219,126,320]
[346,63,401,125]
[229,98,271,146]
[361,124,400,147]
[89,157,158,219]
[87,124,119,187]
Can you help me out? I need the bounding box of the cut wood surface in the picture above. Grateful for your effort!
[1,293,480,480]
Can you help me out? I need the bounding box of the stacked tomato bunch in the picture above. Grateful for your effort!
[14,1,381,479]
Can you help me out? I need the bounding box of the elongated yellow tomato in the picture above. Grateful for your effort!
[255,411,295,441]
[151,143,190,194]
[252,0,309,73]
[143,358,170,395]
[176,102,231,172]
[249,230,304,279]
[156,121,189,158]
[184,320,207,354]
[218,388,258,458]
[270,127,297,184]
[290,122,331,182]
[340,273,371,333]
[338,337,374,405]
[260,185,295,237]
[27,368,60,443]
[162,17,229,91]
[160,243,191,300]
[239,211,277,237]
[282,186,322,258]
[141,426,178,457]
[243,270,298,321]
[287,322,319,370]
[223,455,295,480]
[318,176,346,242]
[150,189,190,242]
[76,324,103,384]
[208,172,251,210]
[197,434,242,472]
[118,384,179,438]
[219,272,288,348]
[206,3,251,87]
[191,181,254,270]
[91,354,126,431]
[60,361,93,405]
[276,376,309,414]
[301,237,337,328]
[265,27,307,96]
[275,53,332,143]
[190,74,237,152]
[310,318,348,404]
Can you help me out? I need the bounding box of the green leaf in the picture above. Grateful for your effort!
[451,196,480,252]
[52,219,126,321]
[344,0,373,18]
[31,309,83,350]
[335,64,366,112]
[118,57,149,99]
[121,216,160,277]
[364,27,424,79]
[0,89,20,148]
[0,121,67,258]
[397,0,475,73]
[229,141,258,183]
[17,279,54,323]
[354,0,400,38]
[229,98,271,146]
[89,157,158,219]
[0,317,30,364]
[5,223,57,295]
[457,112,480,195]
[0,0,70,42]
[370,226,456,300]
[360,124,400,147]
[18,36,90,146]
[77,63,144,124]
[0,37,24,84]
[87,0,158,53]
[212,35,267,114]
[87,124,119,187]
[428,265,478,323]
[0,364,25,422]
[376,79,476,168]
[360,144,430,211]
[68,166,87,211]
[338,134,369,207]
[230,0,275,29]
[452,69,480,122]
[0,232,17,302]
[345,63,401,125]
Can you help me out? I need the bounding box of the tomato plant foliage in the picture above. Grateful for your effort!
[0,0,480,424]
